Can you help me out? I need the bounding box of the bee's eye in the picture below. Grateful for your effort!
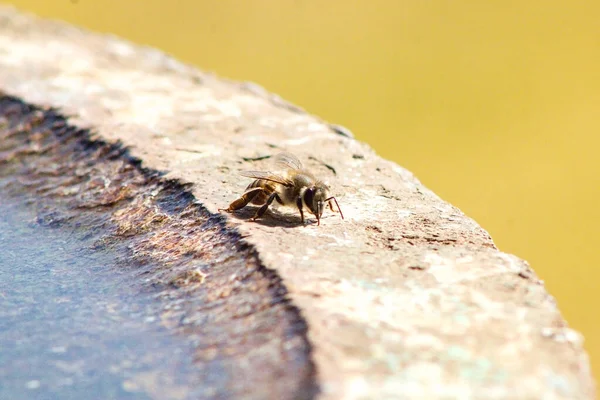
[303,187,315,208]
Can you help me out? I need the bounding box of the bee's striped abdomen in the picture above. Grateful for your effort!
[246,179,275,205]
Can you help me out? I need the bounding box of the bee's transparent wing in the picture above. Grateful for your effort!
[239,170,293,187]
[273,152,303,171]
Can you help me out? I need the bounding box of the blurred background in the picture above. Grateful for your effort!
[5,0,599,383]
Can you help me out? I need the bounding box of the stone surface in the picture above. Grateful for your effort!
[0,6,594,399]
[0,98,316,400]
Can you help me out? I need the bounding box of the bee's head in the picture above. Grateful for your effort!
[303,183,330,225]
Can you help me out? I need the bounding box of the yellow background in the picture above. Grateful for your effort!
[6,0,599,384]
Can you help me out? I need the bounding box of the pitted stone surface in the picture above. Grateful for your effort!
[0,6,594,399]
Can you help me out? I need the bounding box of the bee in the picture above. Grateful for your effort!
[219,152,344,226]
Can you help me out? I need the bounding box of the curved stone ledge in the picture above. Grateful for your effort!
[0,6,594,399]
[0,97,316,400]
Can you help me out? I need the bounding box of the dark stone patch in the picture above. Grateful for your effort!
[0,94,317,400]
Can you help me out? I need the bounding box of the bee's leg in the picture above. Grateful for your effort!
[296,197,305,224]
[250,192,282,221]
[325,196,344,220]
[328,200,335,212]
[218,187,263,213]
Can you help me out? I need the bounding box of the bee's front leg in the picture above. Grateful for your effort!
[218,187,263,213]
[296,197,305,224]
[326,196,344,220]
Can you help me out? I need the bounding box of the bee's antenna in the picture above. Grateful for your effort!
[325,196,344,220]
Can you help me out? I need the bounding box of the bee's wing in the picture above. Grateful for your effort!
[274,152,303,171]
[239,170,293,187]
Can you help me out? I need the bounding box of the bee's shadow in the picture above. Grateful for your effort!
[222,207,316,228]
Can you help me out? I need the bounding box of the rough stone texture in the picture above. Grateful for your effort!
[0,98,317,400]
[0,6,594,400]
